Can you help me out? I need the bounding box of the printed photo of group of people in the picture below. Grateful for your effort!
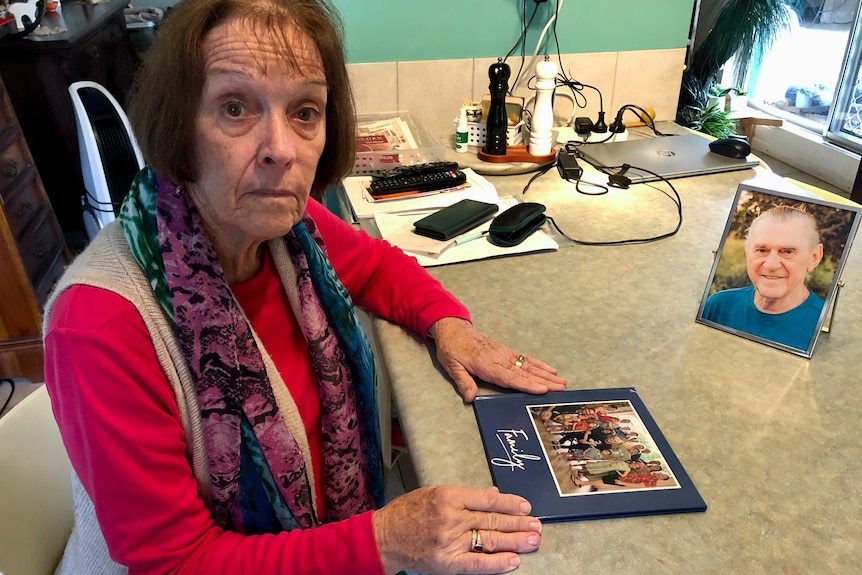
[529,401,681,497]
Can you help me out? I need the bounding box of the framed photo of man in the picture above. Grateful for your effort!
[696,184,862,358]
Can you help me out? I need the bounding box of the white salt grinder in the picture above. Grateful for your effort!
[528,58,558,157]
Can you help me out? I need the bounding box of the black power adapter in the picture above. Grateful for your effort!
[556,150,583,180]
[574,117,593,134]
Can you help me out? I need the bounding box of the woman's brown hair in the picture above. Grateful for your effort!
[126,0,356,197]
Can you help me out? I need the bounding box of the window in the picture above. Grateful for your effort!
[744,1,862,153]
[827,3,862,152]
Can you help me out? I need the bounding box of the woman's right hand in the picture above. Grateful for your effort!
[372,485,542,575]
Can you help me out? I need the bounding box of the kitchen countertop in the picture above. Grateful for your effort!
[359,132,862,573]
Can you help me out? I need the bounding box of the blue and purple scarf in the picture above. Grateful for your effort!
[119,166,383,532]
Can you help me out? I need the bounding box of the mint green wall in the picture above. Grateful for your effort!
[331,0,695,63]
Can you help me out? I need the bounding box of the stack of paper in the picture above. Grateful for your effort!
[374,196,559,268]
[338,169,558,267]
[340,168,500,223]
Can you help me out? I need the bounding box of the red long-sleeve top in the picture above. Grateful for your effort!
[44,199,469,575]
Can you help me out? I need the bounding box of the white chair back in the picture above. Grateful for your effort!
[0,386,73,575]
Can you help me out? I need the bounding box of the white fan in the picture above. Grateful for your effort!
[68,81,144,241]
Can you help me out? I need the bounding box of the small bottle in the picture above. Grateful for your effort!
[456,107,469,153]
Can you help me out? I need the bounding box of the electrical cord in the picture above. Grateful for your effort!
[574,179,609,196]
[1,378,15,417]
[84,190,123,212]
[546,177,682,246]
[520,162,556,196]
[504,0,541,97]
[510,0,565,95]
[572,153,683,244]
[553,78,604,128]
[547,6,606,131]
[504,1,540,60]
[520,148,684,246]
[609,104,669,136]
[508,2,659,152]
[507,0,605,135]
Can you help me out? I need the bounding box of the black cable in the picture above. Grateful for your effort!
[567,162,682,244]
[1,378,15,417]
[523,148,608,197]
[546,176,681,245]
[522,150,684,246]
[610,104,669,136]
[549,11,604,127]
[552,0,563,65]
[505,1,540,60]
[551,0,570,86]
[556,79,602,117]
[505,1,541,97]
[554,165,608,196]
[521,162,556,195]
[84,190,123,212]
[574,179,609,196]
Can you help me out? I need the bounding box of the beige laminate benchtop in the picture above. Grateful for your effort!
[354,134,862,574]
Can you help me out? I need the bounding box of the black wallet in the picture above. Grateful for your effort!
[413,199,499,241]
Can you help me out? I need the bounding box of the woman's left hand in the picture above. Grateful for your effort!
[429,317,567,402]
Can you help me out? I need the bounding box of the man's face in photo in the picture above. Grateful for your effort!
[745,216,824,306]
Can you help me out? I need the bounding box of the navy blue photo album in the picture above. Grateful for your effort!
[472,388,706,522]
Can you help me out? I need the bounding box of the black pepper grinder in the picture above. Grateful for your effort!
[483,59,510,156]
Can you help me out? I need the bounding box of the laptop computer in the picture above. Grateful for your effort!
[576,133,759,184]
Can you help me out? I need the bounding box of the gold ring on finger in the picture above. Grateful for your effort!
[470,528,484,553]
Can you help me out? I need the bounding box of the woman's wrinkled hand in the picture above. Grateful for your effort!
[373,485,542,575]
[429,317,567,402]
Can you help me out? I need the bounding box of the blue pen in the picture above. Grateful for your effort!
[454,231,487,246]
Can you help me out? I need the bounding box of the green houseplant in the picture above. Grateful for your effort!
[709,85,747,99]
[678,0,794,133]
[688,101,736,139]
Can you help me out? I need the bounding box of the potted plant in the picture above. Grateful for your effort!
[678,0,794,130]
[709,84,748,112]
[688,100,737,139]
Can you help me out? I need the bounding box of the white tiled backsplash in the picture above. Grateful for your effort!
[347,48,686,141]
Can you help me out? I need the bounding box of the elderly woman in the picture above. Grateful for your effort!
[43,0,566,574]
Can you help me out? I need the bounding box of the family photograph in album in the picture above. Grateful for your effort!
[472,388,706,522]
[696,184,862,358]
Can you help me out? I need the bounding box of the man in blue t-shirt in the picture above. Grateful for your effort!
[703,205,825,350]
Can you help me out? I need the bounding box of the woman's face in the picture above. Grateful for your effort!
[189,18,328,249]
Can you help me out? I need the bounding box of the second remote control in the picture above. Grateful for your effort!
[373,161,460,180]
[369,169,467,196]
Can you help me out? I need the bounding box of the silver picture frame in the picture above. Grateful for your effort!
[696,183,862,358]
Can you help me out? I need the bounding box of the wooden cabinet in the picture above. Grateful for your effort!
[0,0,138,249]
[0,75,71,383]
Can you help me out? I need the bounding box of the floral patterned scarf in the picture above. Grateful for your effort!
[119,167,383,532]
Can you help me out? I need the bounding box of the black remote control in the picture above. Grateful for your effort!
[372,161,460,180]
[369,168,467,197]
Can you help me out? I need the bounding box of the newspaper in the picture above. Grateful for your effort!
[340,168,499,223]
[356,116,418,152]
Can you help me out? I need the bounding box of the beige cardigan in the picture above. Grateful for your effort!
[43,222,316,573]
